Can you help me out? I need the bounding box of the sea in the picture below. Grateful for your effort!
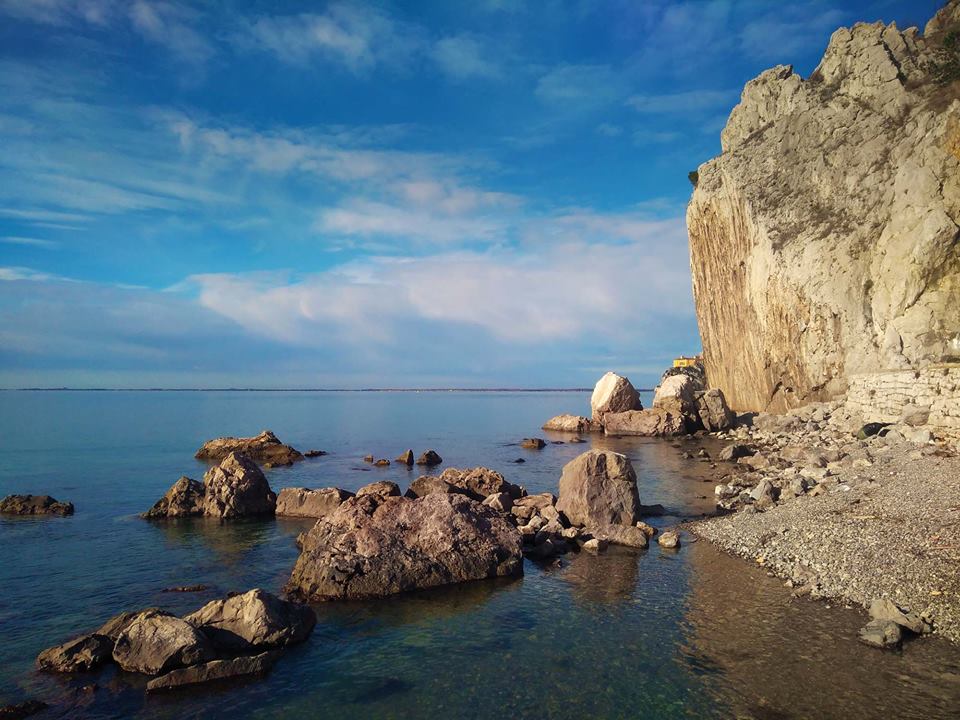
[1,390,959,719]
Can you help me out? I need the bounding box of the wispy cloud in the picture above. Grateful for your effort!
[535,64,626,106]
[0,236,59,249]
[626,89,738,114]
[432,34,501,80]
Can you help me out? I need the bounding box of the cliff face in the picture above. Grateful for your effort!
[688,1,960,413]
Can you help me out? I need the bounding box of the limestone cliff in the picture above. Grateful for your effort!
[688,1,960,413]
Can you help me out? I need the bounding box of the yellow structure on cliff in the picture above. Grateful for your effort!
[673,355,702,368]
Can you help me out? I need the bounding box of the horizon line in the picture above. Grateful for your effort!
[3,386,655,393]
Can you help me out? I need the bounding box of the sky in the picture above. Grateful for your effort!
[0,0,942,389]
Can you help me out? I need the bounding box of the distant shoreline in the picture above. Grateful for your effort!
[6,387,648,393]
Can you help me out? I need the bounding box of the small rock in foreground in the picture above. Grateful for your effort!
[657,530,680,549]
[858,619,902,649]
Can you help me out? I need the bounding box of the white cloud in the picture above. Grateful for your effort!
[191,213,693,345]
[243,4,422,71]
[0,265,63,281]
[432,35,500,80]
[129,1,213,64]
[0,236,59,248]
[596,123,623,137]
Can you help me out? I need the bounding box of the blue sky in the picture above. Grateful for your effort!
[0,0,941,388]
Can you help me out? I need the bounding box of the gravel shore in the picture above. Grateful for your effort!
[687,407,960,644]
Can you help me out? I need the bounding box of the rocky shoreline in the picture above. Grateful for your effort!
[684,400,960,647]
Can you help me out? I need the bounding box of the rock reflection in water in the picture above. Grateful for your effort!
[149,517,278,567]
[680,541,960,719]
[560,547,639,604]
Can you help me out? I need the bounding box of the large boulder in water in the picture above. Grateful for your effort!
[112,611,214,675]
[275,487,353,518]
[0,495,73,516]
[146,651,281,692]
[439,467,522,501]
[184,589,316,651]
[590,372,642,423]
[195,430,303,466]
[556,450,639,528]
[142,477,204,519]
[202,452,276,519]
[286,493,523,601]
[603,409,685,437]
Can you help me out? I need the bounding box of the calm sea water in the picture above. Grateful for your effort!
[1,391,959,719]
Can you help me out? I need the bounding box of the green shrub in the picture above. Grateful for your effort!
[929,30,960,85]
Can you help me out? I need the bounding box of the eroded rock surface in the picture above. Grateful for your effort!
[287,493,523,600]
[275,487,352,518]
[184,589,315,651]
[0,495,73,516]
[542,415,594,433]
[195,430,303,465]
[556,450,640,528]
[590,372,642,423]
[687,2,960,413]
[603,409,684,437]
[143,477,204,519]
[202,452,276,519]
[112,611,214,675]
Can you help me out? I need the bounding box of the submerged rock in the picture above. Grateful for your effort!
[541,415,594,433]
[195,430,303,466]
[146,651,281,692]
[0,494,73,516]
[275,487,353,518]
[556,450,639,528]
[287,493,523,601]
[142,477,204,519]
[520,437,546,449]
[603,409,684,437]
[0,700,49,720]
[184,589,316,652]
[112,611,214,675]
[202,452,276,519]
[657,530,680,549]
[590,372,642,422]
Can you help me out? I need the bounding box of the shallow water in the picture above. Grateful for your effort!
[1,391,958,719]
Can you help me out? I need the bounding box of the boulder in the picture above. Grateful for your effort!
[202,452,276,519]
[195,430,302,465]
[146,651,281,692]
[603,409,684,437]
[438,467,521,501]
[275,487,353,519]
[0,494,73,516]
[858,619,902,649]
[416,450,443,467]
[520,438,546,449]
[900,406,931,426]
[592,524,649,549]
[36,633,113,673]
[405,475,462,499]
[482,492,513,513]
[718,444,755,461]
[541,415,594,433]
[396,449,415,466]
[142,477,204,519]
[657,530,680,549]
[113,611,214,675]
[868,598,928,634]
[355,480,401,499]
[556,450,640,528]
[696,389,736,431]
[582,538,608,552]
[514,493,556,510]
[286,494,523,601]
[590,372,642,422]
[184,589,316,651]
[652,372,702,427]
[95,609,155,641]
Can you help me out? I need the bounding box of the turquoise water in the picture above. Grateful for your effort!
[1,391,959,719]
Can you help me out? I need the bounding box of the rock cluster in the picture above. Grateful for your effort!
[687,1,960,413]
[36,590,314,691]
[143,452,276,520]
[0,494,74,516]
[195,430,303,466]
